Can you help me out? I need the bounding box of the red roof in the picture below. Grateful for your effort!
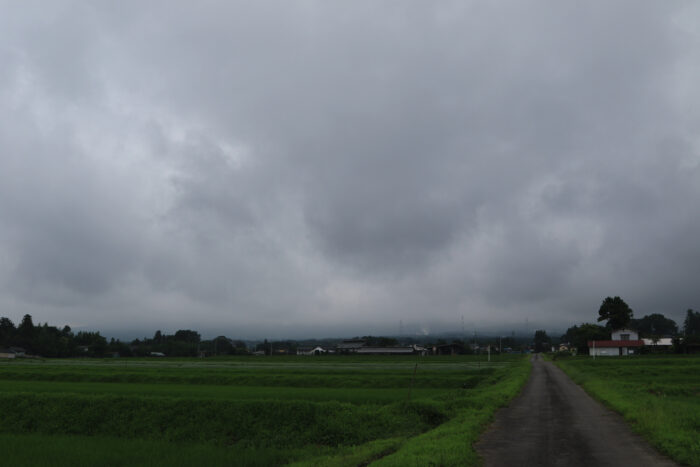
[588,340,644,348]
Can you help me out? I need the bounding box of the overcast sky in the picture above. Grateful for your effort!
[1,1,699,340]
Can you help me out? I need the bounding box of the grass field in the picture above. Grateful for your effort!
[554,354,700,467]
[0,354,530,466]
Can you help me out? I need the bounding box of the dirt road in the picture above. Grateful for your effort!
[475,354,678,467]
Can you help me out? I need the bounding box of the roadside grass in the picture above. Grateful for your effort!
[555,355,700,467]
[292,356,532,466]
[0,354,531,465]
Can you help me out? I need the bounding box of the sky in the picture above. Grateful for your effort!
[1,1,699,340]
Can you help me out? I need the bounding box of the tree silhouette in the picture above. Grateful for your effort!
[597,296,633,330]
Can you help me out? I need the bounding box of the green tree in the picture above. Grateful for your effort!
[174,330,201,343]
[0,317,16,347]
[561,323,609,354]
[597,296,633,330]
[17,314,36,349]
[633,313,678,338]
[75,331,107,357]
[683,309,700,338]
[533,330,550,353]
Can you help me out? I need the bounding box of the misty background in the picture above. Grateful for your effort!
[1,1,699,340]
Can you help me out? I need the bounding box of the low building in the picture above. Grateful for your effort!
[0,348,17,359]
[296,346,327,356]
[642,337,673,348]
[8,347,25,357]
[588,328,644,356]
[336,339,366,354]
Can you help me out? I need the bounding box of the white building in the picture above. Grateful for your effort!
[589,329,644,356]
[642,338,673,348]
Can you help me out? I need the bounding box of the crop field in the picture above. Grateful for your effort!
[554,354,700,466]
[0,354,529,466]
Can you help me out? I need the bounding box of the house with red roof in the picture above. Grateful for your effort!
[588,328,644,356]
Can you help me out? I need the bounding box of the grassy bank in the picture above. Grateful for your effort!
[554,355,700,466]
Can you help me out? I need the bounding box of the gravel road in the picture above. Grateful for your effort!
[475,354,678,467]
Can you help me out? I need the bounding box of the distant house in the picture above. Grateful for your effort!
[0,348,17,359]
[588,328,644,356]
[336,339,366,354]
[296,346,327,356]
[149,352,166,357]
[9,347,25,357]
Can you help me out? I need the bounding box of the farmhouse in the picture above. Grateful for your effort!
[588,328,644,356]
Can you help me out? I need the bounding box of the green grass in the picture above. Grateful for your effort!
[0,433,305,467]
[554,355,700,466]
[0,354,530,466]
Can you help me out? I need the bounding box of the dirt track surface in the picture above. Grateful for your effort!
[475,354,678,467]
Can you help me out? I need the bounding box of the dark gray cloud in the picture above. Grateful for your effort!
[0,1,698,338]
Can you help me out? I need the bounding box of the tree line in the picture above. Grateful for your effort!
[0,314,247,358]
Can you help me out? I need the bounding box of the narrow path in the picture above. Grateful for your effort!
[475,354,678,467]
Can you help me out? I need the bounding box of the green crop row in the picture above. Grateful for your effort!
[0,361,493,389]
[0,380,446,404]
[555,356,700,467]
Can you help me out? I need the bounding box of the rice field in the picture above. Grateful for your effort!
[0,354,529,466]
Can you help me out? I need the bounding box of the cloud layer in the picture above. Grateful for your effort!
[1,1,699,338]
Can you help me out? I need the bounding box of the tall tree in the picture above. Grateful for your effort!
[683,309,700,338]
[597,296,633,330]
[533,330,550,353]
[17,314,36,348]
[0,317,16,347]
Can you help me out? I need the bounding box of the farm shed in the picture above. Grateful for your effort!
[588,329,644,356]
